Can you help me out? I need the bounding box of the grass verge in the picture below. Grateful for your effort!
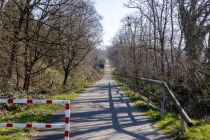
[111,73,210,140]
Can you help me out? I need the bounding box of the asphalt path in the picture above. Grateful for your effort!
[30,65,168,140]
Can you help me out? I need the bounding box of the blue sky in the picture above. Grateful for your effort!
[95,0,134,47]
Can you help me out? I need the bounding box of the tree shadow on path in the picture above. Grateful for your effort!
[108,83,150,140]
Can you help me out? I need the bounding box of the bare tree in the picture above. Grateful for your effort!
[58,0,102,85]
[126,0,171,78]
[0,0,102,90]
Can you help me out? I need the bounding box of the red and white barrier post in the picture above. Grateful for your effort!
[65,101,70,140]
[0,99,71,140]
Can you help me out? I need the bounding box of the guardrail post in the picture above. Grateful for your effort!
[180,116,185,134]
[147,92,150,108]
[161,87,165,118]
[147,84,152,108]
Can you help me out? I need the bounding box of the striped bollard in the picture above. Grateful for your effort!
[65,101,70,140]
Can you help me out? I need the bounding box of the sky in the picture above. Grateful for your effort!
[95,0,134,48]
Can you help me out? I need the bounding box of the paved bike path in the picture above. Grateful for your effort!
[30,65,168,140]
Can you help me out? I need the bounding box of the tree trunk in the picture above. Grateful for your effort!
[0,0,3,9]
[7,44,17,80]
[15,54,19,90]
[23,1,31,91]
[0,0,4,27]
[170,0,175,81]
[153,23,158,78]
[184,35,204,66]
[63,70,70,86]
[208,32,210,49]
[208,32,210,66]
[7,27,19,80]
[7,4,25,80]
[23,66,32,91]
[160,37,165,76]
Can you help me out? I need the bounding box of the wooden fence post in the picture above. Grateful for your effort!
[180,117,185,134]
[147,92,150,108]
[147,84,152,108]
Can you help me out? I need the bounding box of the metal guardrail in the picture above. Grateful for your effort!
[0,99,71,140]
[114,74,193,130]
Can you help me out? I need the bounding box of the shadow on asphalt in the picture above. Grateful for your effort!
[30,82,168,140]
[108,83,150,140]
[70,83,166,140]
